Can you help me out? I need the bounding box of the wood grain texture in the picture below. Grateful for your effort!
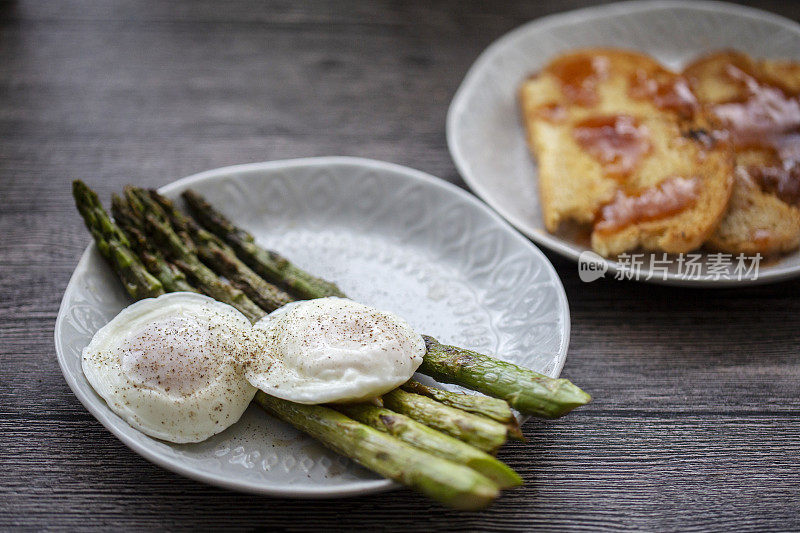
[2,0,800,530]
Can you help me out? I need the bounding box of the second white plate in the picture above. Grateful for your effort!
[55,157,570,497]
[448,0,800,286]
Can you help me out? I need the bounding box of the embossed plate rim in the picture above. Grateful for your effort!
[447,0,800,287]
[55,156,570,497]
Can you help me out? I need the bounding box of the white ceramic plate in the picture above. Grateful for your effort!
[448,0,800,286]
[55,157,570,497]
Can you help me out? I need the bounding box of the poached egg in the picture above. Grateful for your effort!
[81,292,257,443]
[246,297,425,404]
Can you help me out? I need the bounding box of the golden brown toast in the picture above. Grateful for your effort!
[683,51,800,255]
[707,169,800,255]
[520,49,734,256]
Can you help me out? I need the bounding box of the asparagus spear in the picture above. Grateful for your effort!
[401,380,523,441]
[145,188,293,313]
[182,189,590,418]
[402,380,514,423]
[256,392,499,509]
[181,189,346,299]
[72,180,164,300]
[421,336,591,419]
[119,187,265,323]
[110,194,197,293]
[382,389,508,454]
[337,403,521,489]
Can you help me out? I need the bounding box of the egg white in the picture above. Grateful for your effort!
[246,297,425,404]
[81,292,257,443]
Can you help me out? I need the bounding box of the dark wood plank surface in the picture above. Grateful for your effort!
[2,1,799,530]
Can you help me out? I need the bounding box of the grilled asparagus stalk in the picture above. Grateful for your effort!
[182,188,590,418]
[337,403,521,488]
[401,380,523,440]
[257,393,499,509]
[120,187,265,322]
[181,189,346,299]
[421,336,591,419]
[401,380,514,424]
[382,389,508,454]
[146,188,293,313]
[72,180,164,299]
[110,193,197,293]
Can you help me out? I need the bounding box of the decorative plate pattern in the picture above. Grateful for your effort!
[447,0,800,286]
[55,157,569,497]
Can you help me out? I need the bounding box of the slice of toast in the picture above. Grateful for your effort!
[520,49,733,256]
[683,51,800,255]
[707,169,800,255]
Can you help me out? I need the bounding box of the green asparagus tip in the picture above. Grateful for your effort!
[550,380,591,417]
[73,179,96,205]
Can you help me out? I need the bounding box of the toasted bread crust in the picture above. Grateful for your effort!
[706,171,800,255]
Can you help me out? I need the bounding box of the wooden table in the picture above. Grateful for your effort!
[3,1,799,530]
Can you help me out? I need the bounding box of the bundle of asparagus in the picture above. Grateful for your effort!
[72,180,591,509]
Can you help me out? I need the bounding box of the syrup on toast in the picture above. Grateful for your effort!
[683,51,800,255]
[520,49,734,256]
